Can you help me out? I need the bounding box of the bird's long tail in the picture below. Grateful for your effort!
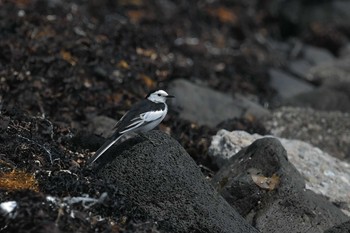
[87,133,123,165]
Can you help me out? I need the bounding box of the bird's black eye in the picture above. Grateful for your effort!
[158,94,161,96]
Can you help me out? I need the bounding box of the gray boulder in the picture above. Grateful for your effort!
[283,87,350,112]
[95,130,258,233]
[268,1,350,29]
[325,220,350,233]
[211,137,349,233]
[88,115,117,138]
[303,45,335,65]
[286,45,335,81]
[209,130,350,216]
[268,68,314,99]
[307,58,350,85]
[263,107,350,159]
[287,59,313,80]
[167,79,270,127]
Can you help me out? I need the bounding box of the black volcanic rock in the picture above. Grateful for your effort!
[211,137,349,233]
[325,220,350,233]
[95,130,259,233]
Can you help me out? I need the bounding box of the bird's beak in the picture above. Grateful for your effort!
[166,95,175,98]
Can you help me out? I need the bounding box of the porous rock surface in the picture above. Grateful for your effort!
[211,137,349,233]
[96,130,258,233]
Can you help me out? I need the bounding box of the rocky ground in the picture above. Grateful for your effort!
[1,0,350,232]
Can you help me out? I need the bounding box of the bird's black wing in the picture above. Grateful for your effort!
[112,99,165,134]
[87,100,165,166]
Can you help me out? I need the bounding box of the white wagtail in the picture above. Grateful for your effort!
[87,90,174,165]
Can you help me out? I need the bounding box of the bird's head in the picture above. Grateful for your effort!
[146,90,174,103]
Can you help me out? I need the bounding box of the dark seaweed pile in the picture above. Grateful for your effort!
[0,0,333,232]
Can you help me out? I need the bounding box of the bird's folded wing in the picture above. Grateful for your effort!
[119,120,144,134]
[142,110,165,122]
[119,110,164,134]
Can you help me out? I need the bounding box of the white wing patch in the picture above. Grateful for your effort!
[119,110,165,134]
[142,110,164,122]
[119,119,144,134]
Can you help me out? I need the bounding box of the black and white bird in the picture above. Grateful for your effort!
[87,90,174,165]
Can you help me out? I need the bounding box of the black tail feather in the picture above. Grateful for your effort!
[87,133,122,165]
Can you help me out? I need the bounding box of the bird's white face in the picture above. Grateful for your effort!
[147,90,173,103]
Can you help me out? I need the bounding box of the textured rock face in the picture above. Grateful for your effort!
[263,107,350,160]
[95,130,259,233]
[209,130,350,216]
[211,137,349,233]
[325,220,350,233]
